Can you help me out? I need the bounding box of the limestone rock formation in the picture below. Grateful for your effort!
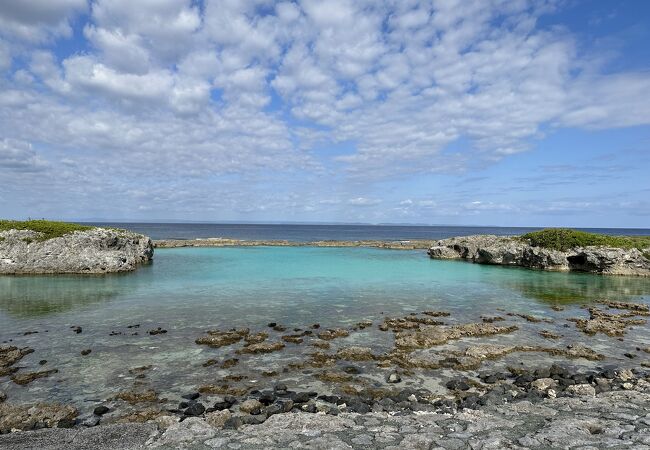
[428,235,650,276]
[0,228,153,274]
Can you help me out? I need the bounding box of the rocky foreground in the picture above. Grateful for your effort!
[0,228,153,274]
[0,387,649,449]
[429,235,650,276]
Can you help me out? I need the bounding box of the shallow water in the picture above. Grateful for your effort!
[1,247,649,413]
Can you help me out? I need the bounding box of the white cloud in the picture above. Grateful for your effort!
[0,138,47,171]
[0,0,86,42]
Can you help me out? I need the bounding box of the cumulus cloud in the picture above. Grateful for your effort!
[0,0,648,222]
[0,0,87,42]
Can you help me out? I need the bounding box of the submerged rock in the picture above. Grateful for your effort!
[0,227,153,274]
[195,328,249,348]
[11,369,58,385]
[336,346,375,361]
[237,342,285,354]
[317,328,350,340]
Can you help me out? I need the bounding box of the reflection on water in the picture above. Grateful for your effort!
[0,275,121,318]
[498,269,650,304]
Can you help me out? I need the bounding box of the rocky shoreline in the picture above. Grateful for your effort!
[0,228,153,274]
[154,238,435,250]
[1,370,649,449]
[428,235,650,276]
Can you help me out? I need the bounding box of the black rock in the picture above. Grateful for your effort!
[460,395,479,410]
[81,349,92,356]
[241,414,267,425]
[224,395,237,405]
[624,353,635,359]
[213,401,230,411]
[179,401,190,409]
[71,326,82,334]
[223,416,244,429]
[267,322,277,327]
[549,364,569,378]
[534,367,551,378]
[303,403,317,413]
[182,392,200,401]
[317,395,341,404]
[39,360,47,366]
[601,368,617,379]
[258,391,276,405]
[292,392,312,403]
[184,402,205,416]
[571,374,589,384]
[347,400,371,413]
[93,405,110,416]
[273,383,288,393]
[57,418,76,428]
[514,374,535,387]
[446,379,470,391]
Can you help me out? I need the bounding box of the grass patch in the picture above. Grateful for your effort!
[0,220,94,241]
[519,228,650,252]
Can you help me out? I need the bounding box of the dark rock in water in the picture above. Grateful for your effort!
[273,383,288,393]
[11,369,58,385]
[343,365,361,375]
[446,379,470,391]
[184,402,205,416]
[624,353,635,359]
[602,368,617,379]
[71,326,82,334]
[549,364,570,378]
[267,322,277,328]
[93,405,110,416]
[291,392,312,403]
[179,402,190,409]
[386,371,402,383]
[148,327,167,336]
[80,349,91,356]
[39,360,47,365]
[182,392,200,401]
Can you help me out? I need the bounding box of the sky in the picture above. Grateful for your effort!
[0,0,649,228]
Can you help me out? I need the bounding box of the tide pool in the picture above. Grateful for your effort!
[1,247,649,413]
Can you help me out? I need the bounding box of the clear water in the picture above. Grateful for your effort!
[1,247,649,414]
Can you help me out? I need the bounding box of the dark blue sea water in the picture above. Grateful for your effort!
[84,223,650,241]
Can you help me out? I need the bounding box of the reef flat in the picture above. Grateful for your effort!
[154,238,436,249]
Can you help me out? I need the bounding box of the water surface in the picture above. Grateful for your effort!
[1,247,649,413]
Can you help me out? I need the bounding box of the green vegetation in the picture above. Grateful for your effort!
[0,220,94,241]
[519,228,650,252]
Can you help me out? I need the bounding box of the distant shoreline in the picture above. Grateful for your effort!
[153,238,435,249]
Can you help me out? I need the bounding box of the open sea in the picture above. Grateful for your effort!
[85,222,650,241]
[1,223,649,419]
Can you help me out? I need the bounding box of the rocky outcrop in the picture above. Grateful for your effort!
[428,235,650,276]
[0,228,153,274]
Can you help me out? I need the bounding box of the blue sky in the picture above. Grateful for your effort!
[0,0,649,227]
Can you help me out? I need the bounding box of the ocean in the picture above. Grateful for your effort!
[85,222,650,241]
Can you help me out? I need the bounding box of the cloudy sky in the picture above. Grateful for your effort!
[0,0,649,227]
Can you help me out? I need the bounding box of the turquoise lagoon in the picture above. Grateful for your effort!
[1,246,650,411]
